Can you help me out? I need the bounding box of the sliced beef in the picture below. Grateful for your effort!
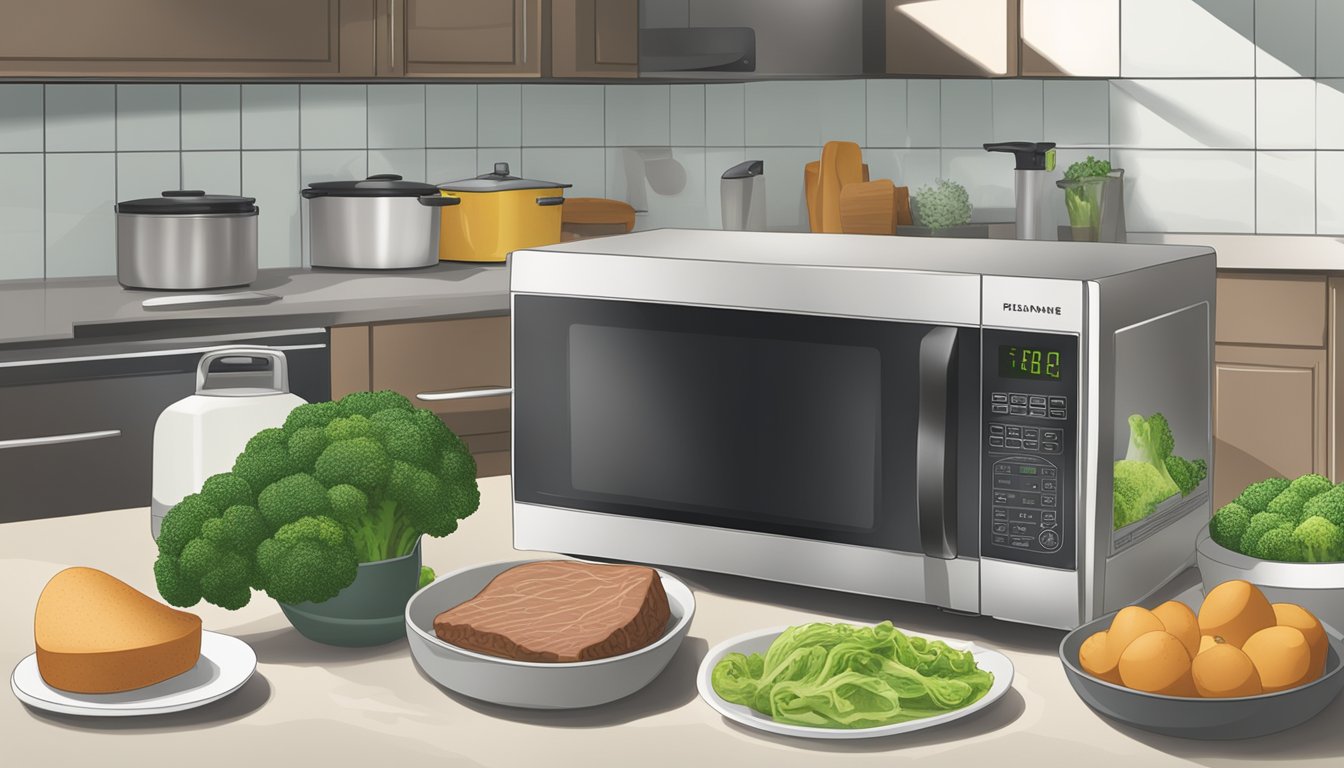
[433,561,671,662]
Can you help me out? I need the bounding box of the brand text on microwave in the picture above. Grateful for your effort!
[1003,303,1062,315]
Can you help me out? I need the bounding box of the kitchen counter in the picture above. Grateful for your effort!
[3,477,1340,768]
[0,262,509,351]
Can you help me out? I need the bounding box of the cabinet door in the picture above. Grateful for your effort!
[389,0,541,77]
[0,0,375,77]
[881,0,1018,77]
[1213,345,1328,509]
[1020,0,1118,76]
[552,0,638,78]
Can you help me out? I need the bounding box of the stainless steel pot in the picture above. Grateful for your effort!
[302,174,460,269]
[116,190,258,290]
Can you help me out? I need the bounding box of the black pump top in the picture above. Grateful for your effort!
[722,160,764,179]
[984,142,1057,171]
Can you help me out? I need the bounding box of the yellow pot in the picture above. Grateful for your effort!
[437,163,571,263]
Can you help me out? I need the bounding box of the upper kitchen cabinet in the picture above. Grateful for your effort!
[553,0,639,78]
[1019,0,1119,77]
[0,0,377,78]
[381,0,542,77]
[867,0,1018,77]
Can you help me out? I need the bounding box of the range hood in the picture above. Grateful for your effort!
[638,27,756,72]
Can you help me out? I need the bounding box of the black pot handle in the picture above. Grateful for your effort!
[418,194,461,207]
[300,188,326,199]
[367,173,403,180]
[535,196,565,207]
[163,190,206,197]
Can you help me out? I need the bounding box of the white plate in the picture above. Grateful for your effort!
[696,624,1014,740]
[10,631,256,717]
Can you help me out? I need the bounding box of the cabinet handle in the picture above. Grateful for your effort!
[417,386,512,401]
[521,0,527,65]
[0,430,121,450]
[389,0,397,74]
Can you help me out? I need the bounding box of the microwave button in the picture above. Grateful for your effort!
[1005,437,1023,449]
[989,436,1005,448]
[991,392,1008,403]
[1042,494,1056,506]
[995,463,1012,474]
[1039,530,1061,550]
[1005,426,1022,438]
[1040,520,1058,531]
[1010,405,1027,416]
[1048,409,1066,419]
[1022,427,1040,439]
[1010,394,1027,405]
[992,404,1009,414]
[993,491,1010,504]
[1049,396,1067,408]
[992,522,1008,535]
[1042,429,1061,442]
[1024,440,1040,451]
[994,476,1013,488]
[1042,441,1060,453]
[1042,480,1057,491]
[992,534,1009,546]
[1009,536,1034,549]
[1010,522,1035,536]
[1020,494,1038,507]
[1013,510,1035,522]
[993,508,1009,520]
[1029,395,1046,407]
[989,424,1005,435]
[1041,467,1057,477]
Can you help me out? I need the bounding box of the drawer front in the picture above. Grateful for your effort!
[371,315,511,437]
[1216,272,1326,347]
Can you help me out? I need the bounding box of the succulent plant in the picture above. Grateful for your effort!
[912,179,973,231]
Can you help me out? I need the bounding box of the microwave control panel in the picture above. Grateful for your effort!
[980,329,1078,571]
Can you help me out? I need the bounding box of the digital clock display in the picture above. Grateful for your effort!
[999,345,1062,380]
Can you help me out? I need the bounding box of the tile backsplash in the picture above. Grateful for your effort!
[0,69,1339,280]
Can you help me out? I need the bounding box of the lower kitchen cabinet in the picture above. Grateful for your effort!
[331,315,511,478]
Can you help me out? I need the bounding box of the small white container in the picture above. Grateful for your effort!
[150,348,306,539]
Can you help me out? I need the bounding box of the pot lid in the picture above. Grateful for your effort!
[437,162,572,192]
[304,174,441,197]
[117,190,257,215]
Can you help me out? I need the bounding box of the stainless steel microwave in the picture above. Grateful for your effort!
[509,230,1215,629]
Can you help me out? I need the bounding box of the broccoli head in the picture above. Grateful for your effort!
[1234,477,1291,513]
[1113,412,1204,528]
[1113,460,1178,529]
[155,494,221,558]
[1294,516,1343,563]
[1266,489,1311,525]
[255,516,358,605]
[1303,486,1344,529]
[1209,503,1252,551]
[1250,527,1303,562]
[1240,512,1293,554]
[258,472,332,530]
[1289,473,1334,499]
[1165,455,1208,497]
[199,472,253,511]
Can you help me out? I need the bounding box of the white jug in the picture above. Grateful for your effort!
[151,347,306,539]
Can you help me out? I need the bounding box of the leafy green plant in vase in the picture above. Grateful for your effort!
[154,390,480,646]
[1058,156,1121,242]
[911,178,974,234]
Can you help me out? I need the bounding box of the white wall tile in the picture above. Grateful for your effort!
[117,85,179,152]
[300,149,367,266]
[1257,79,1315,150]
[940,149,1015,217]
[1317,81,1344,150]
[940,80,992,148]
[1321,2,1344,78]
[182,151,241,196]
[299,85,367,150]
[116,152,180,203]
[1110,80,1254,149]
[521,147,605,197]
[907,79,941,147]
[606,147,707,228]
[1112,149,1255,232]
[0,85,43,152]
[46,85,115,152]
[427,149,478,184]
[745,81,817,146]
[478,85,521,147]
[704,147,746,230]
[242,150,300,268]
[181,85,240,151]
[1256,151,1314,234]
[992,79,1044,143]
[242,85,299,150]
[705,84,745,146]
[46,153,115,277]
[817,79,866,146]
[861,148,941,192]
[747,146,828,231]
[368,149,426,182]
[368,85,426,150]
[1121,0,1254,77]
[670,85,705,146]
[866,80,907,148]
[521,85,604,147]
[0,154,43,280]
[1255,0,1314,76]
[1319,152,1344,233]
[427,85,477,148]
[1044,80,1109,147]
[606,85,670,146]
[477,149,521,177]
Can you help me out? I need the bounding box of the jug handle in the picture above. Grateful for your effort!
[196,347,290,395]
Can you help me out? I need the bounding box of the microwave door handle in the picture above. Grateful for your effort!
[917,326,959,559]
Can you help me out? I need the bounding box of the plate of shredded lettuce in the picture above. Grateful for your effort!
[697,621,1012,738]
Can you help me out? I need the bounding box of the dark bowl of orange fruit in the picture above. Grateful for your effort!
[1059,580,1344,739]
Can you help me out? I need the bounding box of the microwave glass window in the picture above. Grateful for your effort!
[568,324,880,531]
[998,344,1062,380]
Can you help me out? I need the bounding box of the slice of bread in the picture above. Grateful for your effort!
[35,567,202,693]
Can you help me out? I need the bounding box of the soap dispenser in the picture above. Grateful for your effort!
[984,141,1056,241]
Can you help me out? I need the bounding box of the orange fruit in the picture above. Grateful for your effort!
[1079,631,1121,684]
[1118,630,1197,697]
[1198,580,1276,648]
[1077,606,1165,684]
[1273,603,1328,682]
[1152,600,1201,658]
[1242,625,1312,693]
[1191,640,1263,698]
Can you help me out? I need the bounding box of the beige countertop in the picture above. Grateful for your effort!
[4,476,1341,768]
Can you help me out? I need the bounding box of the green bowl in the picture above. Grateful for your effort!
[279,541,422,647]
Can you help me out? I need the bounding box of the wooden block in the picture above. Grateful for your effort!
[839,180,898,235]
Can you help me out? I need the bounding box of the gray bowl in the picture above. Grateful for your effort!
[405,559,695,709]
[1196,522,1344,633]
[1060,602,1344,739]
